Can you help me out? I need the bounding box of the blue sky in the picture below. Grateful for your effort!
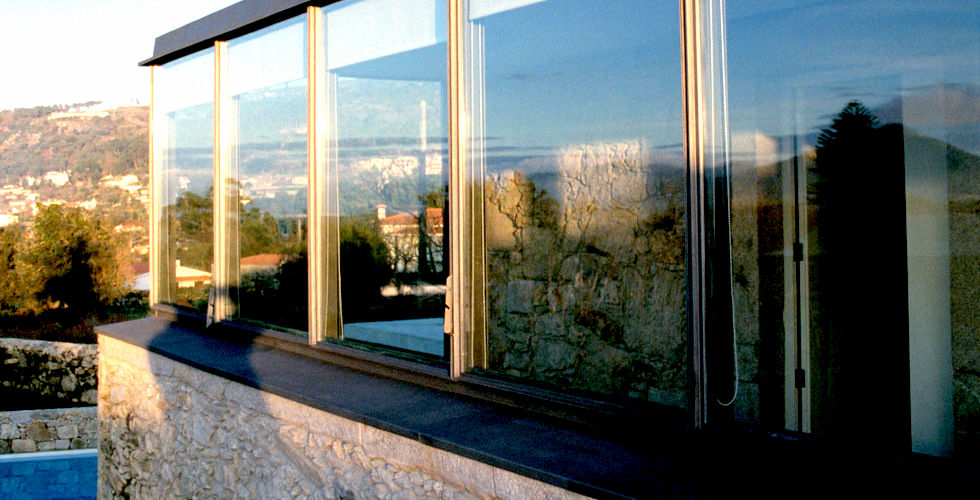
[0,0,237,111]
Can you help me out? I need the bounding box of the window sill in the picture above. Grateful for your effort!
[96,315,979,498]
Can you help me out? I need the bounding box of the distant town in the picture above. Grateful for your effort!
[0,102,151,265]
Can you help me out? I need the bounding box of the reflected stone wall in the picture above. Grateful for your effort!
[484,141,687,406]
[729,153,782,425]
[950,148,980,455]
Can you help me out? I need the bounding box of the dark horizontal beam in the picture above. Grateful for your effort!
[140,0,336,67]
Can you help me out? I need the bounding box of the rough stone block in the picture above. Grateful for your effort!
[56,423,78,440]
[429,448,494,498]
[493,467,589,500]
[37,441,56,451]
[54,439,71,450]
[11,439,36,453]
[303,409,361,447]
[506,280,535,314]
[61,372,78,392]
[81,389,98,404]
[26,421,51,441]
[360,425,433,472]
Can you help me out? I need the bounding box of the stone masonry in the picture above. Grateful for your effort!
[0,338,98,405]
[0,407,98,454]
[98,335,592,500]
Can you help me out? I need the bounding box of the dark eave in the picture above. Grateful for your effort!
[140,0,335,67]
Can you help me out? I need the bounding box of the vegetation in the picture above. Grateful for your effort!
[0,103,152,343]
[0,205,145,343]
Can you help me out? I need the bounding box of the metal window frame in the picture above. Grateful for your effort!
[146,0,736,429]
[148,49,218,318]
[148,65,163,308]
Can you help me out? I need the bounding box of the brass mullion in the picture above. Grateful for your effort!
[307,6,324,344]
[148,66,162,307]
[681,0,709,428]
[448,0,466,377]
[466,17,488,370]
[213,40,236,324]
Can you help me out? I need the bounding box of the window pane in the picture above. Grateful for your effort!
[154,50,214,312]
[320,0,448,357]
[467,0,687,406]
[727,0,979,456]
[227,17,308,333]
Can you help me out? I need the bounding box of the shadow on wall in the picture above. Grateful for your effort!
[97,316,502,498]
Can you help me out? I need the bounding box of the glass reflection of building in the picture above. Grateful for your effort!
[145,0,980,462]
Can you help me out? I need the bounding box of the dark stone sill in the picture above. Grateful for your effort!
[97,316,980,499]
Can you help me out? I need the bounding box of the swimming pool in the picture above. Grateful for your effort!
[0,449,96,500]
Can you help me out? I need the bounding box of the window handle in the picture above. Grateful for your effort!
[444,274,453,335]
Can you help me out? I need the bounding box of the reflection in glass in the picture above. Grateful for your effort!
[320,0,448,357]
[725,0,979,456]
[154,50,214,312]
[227,18,308,332]
[466,0,686,405]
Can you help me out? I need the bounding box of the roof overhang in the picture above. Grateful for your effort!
[140,0,337,67]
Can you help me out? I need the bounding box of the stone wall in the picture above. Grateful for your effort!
[98,335,589,500]
[0,407,98,453]
[0,338,98,405]
[483,140,687,407]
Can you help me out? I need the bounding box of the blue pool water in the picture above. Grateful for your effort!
[0,450,96,500]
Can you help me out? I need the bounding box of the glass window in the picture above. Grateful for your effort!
[464,0,687,406]
[226,17,309,333]
[153,49,214,313]
[317,0,449,358]
[725,0,979,456]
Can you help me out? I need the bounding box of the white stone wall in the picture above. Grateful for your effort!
[98,335,591,500]
[0,407,97,453]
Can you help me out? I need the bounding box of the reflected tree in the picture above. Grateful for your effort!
[808,100,910,449]
[339,216,393,323]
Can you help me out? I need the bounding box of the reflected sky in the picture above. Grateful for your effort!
[157,51,214,203]
[158,0,979,175]
[477,0,682,159]
[727,0,980,156]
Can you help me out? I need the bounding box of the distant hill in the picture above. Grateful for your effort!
[0,103,149,261]
[0,103,147,186]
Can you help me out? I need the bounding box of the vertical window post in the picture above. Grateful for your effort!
[682,0,736,428]
[148,65,163,308]
[308,6,325,344]
[212,40,236,324]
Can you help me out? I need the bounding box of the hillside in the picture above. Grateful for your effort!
[0,103,149,258]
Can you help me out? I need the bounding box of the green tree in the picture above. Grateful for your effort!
[29,205,125,317]
[338,215,393,322]
[0,227,29,312]
[173,190,213,270]
[239,205,282,257]
[73,157,103,184]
